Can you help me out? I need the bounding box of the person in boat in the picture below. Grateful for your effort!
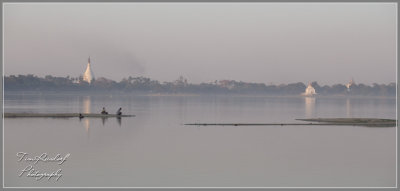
[79,113,84,119]
[101,107,108,114]
[116,107,122,115]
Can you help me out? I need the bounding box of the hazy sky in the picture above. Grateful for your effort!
[4,3,397,85]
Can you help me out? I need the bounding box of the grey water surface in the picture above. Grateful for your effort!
[4,92,396,187]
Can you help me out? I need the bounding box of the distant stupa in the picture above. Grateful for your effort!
[302,83,317,96]
[83,57,95,84]
[345,78,355,92]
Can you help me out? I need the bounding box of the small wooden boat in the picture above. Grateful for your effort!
[4,113,135,118]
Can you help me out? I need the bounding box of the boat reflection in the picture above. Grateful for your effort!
[101,117,107,126]
[117,117,121,126]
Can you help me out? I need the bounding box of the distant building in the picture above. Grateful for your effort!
[174,76,188,87]
[302,83,317,96]
[72,77,80,84]
[83,57,95,84]
[345,78,355,92]
[219,80,235,90]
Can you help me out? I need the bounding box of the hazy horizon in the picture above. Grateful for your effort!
[4,3,397,85]
[3,73,396,86]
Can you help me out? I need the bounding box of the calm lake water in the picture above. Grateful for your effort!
[4,91,396,187]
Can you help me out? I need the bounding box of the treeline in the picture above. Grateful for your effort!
[4,74,396,96]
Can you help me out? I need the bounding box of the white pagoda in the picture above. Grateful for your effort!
[302,83,317,96]
[83,57,95,84]
[345,78,355,92]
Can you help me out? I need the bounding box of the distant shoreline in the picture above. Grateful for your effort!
[3,90,396,99]
[5,75,396,97]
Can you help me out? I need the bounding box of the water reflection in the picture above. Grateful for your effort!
[346,98,352,118]
[84,118,90,138]
[83,96,91,114]
[117,117,121,126]
[79,95,123,137]
[101,117,107,126]
[79,116,123,137]
[82,96,91,136]
[305,97,316,118]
